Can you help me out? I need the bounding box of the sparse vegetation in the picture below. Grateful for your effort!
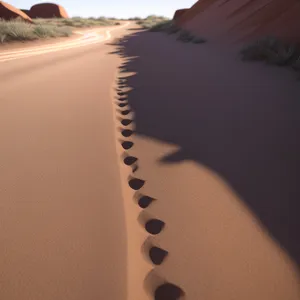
[241,37,298,65]
[0,16,121,43]
[241,36,300,79]
[166,23,181,35]
[35,17,119,28]
[177,29,194,42]
[149,20,173,32]
[136,15,170,29]
[176,29,207,44]
[137,17,207,45]
[192,37,207,44]
[0,18,72,43]
[128,17,142,21]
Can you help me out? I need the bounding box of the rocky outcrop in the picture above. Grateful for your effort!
[20,9,31,16]
[177,0,300,44]
[29,3,69,19]
[0,1,32,22]
[176,0,219,25]
[173,9,189,21]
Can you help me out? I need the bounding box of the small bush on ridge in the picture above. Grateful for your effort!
[240,36,298,66]
[240,36,300,80]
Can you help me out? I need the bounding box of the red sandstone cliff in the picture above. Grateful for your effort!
[175,0,300,44]
[29,3,69,19]
[173,9,189,21]
[0,1,32,22]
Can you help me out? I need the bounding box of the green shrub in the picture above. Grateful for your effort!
[0,19,71,43]
[240,37,297,66]
[0,19,36,42]
[240,36,300,80]
[292,56,300,70]
[177,29,194,43]
[129,17,142,21]
[137,15,170,30]
[33,24,71,38]
[193,37,207,44]
[0,16,120,43]
[166,24,181,34]
[61,19,75,26]
[36,17,116,28]
[149,20,173,32]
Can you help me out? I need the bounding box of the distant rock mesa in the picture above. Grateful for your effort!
[29,3,69,19]
[0,1,33,22]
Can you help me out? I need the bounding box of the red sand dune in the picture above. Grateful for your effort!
[176,0,300,44]
[173,9,189,21]
[0,1,32,22]
[29,3,69,19]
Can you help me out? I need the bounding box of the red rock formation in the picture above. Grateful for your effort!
[173,9,189,21]
[0,1,32,22]
[176,0,219,25]
[29,3,69,19]
[177,0,300,44]
[20,9,31,16]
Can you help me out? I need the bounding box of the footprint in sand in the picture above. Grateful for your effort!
[120,109,131,116]
[155,283,184,300]
[128,177,145,190]
[149,246,169,265]
[121,129,133,137]
[124,156,138,166]
[121,119,133,126]
[118,96,128,101]
[137,195,155,209]
[118,103,128,108]
[121,140,134,150]
[145,219,165,235]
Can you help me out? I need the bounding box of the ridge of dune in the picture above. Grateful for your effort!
[111,35,187,300]
[176,0,300,44]
[110,48,152,300]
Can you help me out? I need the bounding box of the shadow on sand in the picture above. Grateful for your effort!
[110,30,300,270]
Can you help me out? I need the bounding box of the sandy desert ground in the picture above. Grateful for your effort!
[112,28,300,299]
[1,11,300,299]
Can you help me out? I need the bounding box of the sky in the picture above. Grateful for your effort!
[10,0,196,19]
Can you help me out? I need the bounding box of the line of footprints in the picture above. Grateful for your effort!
[115,73,185,300]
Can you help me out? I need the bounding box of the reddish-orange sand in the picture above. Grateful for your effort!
[0,23,150,300]
[115,28,300,300]
[1,20,300,300]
